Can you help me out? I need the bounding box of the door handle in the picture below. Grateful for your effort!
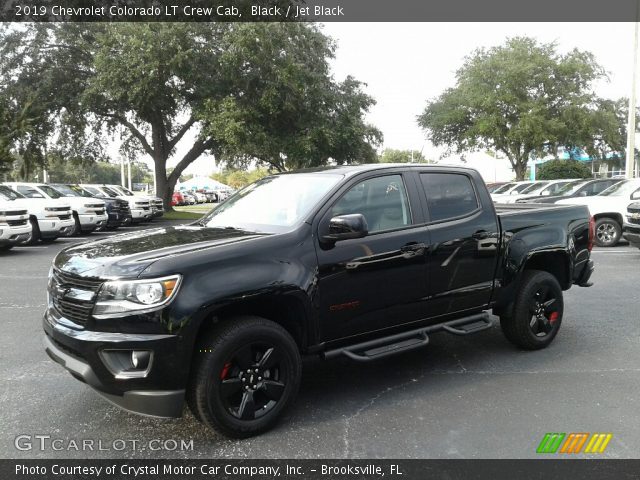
[400,243,428,253]
[471,230,490,240]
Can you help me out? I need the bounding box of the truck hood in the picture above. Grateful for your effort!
[54,225,268,278]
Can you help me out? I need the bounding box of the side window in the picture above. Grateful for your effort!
[592,181,611,195]
[420,173,479,222]
[330,175,411,233]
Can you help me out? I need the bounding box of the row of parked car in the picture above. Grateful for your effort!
[488,177,640,247]
[0,182,164,251]
[171,188,232,206]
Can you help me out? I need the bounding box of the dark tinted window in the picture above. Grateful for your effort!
[330,175,411,233]
[421,173,479,222]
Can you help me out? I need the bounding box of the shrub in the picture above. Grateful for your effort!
[536,159,592,180]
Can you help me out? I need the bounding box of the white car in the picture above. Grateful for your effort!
[491,181,536,202]
[0,184,74,244]
[106,185,164,218]
[498,179,577,204]
[6,182,107,235]
[0,198,32,251]
[557,178,640,247]
[81,184,152,223]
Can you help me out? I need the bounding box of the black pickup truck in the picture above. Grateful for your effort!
[43,165,594,437]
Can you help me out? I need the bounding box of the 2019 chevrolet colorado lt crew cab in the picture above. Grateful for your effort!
[43,165,595,437]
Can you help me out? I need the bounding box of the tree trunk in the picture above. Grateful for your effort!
[154,155,174,212]
[513,157,527,181]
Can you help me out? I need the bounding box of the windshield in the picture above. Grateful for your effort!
[101,186,121,197]
[492,182,515,194]
[51,185,81,197]
[110,185,131,196]
[512,182,534,193]
[199,174,343,233]
[36,184,63,199]
[555,180,586,195]
[599,180,640,197]
[0,185,25,200]
[521,182,549,194]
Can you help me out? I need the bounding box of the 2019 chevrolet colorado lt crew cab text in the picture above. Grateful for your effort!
[43,165,595,437]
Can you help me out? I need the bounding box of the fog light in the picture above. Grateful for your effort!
[131,350,151,370]
[100,349,153,379]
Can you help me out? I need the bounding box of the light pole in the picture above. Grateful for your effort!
[626,11,639,179]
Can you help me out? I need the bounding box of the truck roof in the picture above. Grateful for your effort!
[278,163,479,178]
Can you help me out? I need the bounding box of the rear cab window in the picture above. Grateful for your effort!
[420,173,479,222]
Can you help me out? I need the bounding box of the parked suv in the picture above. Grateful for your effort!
[50,184,126,230]
[106,184,164,219]
[0,184,74,244]
[0,198,32,251]
[81,184,151,223]
[622,202,640,249]
[517,178,622,204]
[6,182,107,236]
[557,178,640,247]
[44,165,594,438]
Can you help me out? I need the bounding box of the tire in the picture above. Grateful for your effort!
[594,217,621,247]
[23,218,41,245]
[188,316,301,438]
[70,213,82,236]
[500,270,564,350]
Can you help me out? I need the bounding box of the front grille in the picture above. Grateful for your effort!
[629,218,640,225]
[7,210,27,216]
[47,207,69,212]
[58,214,71,221]
[7,219,27,227]
[94,209,105,215]
[50,269,103,326]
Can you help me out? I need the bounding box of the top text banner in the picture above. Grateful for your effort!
[1,0,640,22]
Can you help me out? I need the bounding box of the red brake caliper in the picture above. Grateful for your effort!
[220,362,232,380]
[548,312,559,324]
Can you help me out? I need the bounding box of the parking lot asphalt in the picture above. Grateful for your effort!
[0,222,638,459]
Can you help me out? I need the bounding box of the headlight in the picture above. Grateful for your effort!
[93,275,181,318]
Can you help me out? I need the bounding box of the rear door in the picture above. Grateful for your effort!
[418,171,500,319]
[315,171,430,342]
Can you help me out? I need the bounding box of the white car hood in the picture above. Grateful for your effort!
[556,195,630,215]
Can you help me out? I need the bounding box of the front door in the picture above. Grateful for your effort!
[315,173,429,342]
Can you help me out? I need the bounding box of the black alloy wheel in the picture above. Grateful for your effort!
[188,316,301,438]
[217,344,287,421]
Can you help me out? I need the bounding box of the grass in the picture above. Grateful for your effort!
[163,209,205,221]
[163,204,215,220]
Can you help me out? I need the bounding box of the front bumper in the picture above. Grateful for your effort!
[78,212,108,231]
[623,223,640,248]
[130,208,151,222]
[42,312,185,418]
[0,223,31,245]
[39,217,75,238]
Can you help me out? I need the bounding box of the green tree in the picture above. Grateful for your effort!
[418,37,623,180]
[203,24,382,172]
[0,23,381,208]
[536,159,593,180]
[379,148,429,163]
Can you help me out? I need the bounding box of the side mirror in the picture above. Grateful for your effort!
[631,190,640,200]
[578,191,587,197]
[28,193,44,198]
[541,191,551,196]
[322,214,368,243]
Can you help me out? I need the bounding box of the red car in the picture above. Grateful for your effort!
[171,191,185,206]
